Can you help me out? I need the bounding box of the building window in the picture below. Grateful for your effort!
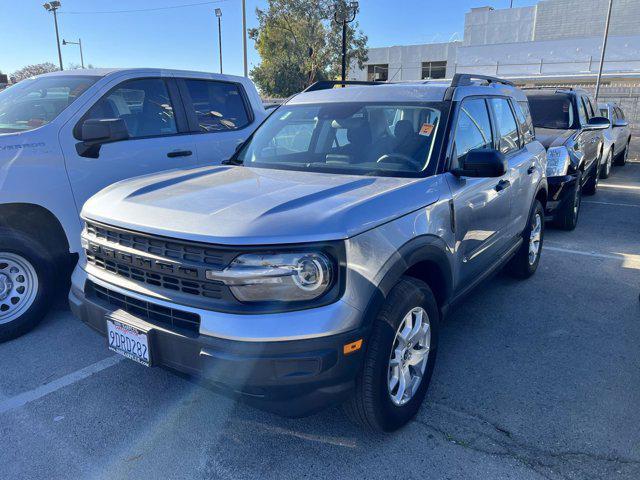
[421,61,447,79]
[367,64,388,81]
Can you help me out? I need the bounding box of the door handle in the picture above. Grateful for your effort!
[527,165,536,175]
[495,179,511,192]
[167,150,193,158]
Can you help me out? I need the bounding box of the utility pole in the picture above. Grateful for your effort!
[333,1,359,82]
[63,38,84,68]
[595,0,613,101]
[43,2,63,70]
[242,0,248,77]
[215,8,223,74]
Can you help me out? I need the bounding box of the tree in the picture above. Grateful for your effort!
[249,0,368,97]
[10,63,59,83]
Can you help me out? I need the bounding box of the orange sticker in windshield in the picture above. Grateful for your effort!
[419,123,434,136]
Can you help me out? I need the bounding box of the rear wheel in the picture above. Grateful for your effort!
[554,174,582,231]
[0,229,55,342]
[600,150,613,179]
[343,277,438,432]
[507,200,544,279]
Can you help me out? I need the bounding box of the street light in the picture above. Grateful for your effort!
[241,0,248,77]
[43,1,63,71]
[62,38,84,69]
[595,0,613,101]
[215,8,223,74]
[333,1,359,82]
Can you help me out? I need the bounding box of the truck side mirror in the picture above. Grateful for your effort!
[452,148,507,178]
[613,119,629,128]
[585,116,610,131]
[76,118,129,158]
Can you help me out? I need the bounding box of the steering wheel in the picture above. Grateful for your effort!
[376,153,423,170]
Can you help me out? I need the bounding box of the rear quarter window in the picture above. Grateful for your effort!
[183,79,251,132]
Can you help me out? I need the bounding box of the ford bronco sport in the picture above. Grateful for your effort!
[70,74,548,431]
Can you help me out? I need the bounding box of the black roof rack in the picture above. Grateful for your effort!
[450,73,514,88]
[303,80,386,92]
[521,86,575,91]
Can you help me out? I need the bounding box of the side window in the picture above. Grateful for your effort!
[586,98,597,118]
[488,98,520,155]
[83,78,177,138]
[515,101,535,145]
[452,98,493,167]
[616,107,625,120]
[183,79,250,132]
[577,97,588,125]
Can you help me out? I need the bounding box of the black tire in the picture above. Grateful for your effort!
[507,200,544,279]
[0,229,56,342]
[343,277,439,432]
[600,149,612,179]
[554,173,582,231]
[615,143,629,166]
[583,159,599,196]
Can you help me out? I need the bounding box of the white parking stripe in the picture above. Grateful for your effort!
[598,183,640,192]
[0,355,124,415]
[583,200,640,208]
[545,245,621,261]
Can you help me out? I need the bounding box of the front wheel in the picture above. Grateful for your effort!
[343,277,439,432]
[0,229,55,342]
[600,150,613,179]
[507,200,544,278]
[554,174,582,231]
[615,143,629,166]
[583,159,599,196]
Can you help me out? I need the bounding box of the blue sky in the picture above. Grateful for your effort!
[0,0,539,76]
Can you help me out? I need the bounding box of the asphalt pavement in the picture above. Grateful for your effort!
[1,149,639,480]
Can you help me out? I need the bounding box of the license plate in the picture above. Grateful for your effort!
[106,318,150,367]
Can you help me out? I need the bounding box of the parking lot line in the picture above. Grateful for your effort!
[0,355,123,415]
[545,245,640,267]
[582,200,640,208]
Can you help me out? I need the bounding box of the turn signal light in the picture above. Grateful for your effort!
[343,339,363,355]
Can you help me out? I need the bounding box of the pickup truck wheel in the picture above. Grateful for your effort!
[600,150,612,179]
[583,159,599,196]
[615,143,629,166]
[0,229,55,342]
[343,277,439,432]
[507,200,544,279]
[554,174,582,231]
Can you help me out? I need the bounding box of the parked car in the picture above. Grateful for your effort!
[70,74,547,431]
[525,88,609,230]
[0,68,266,341]
[598,102,632,171]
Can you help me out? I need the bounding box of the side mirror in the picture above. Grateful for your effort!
[613,119,629,128]
[75,118,129,158]
[585,116,610,131]
[453,148,507,178]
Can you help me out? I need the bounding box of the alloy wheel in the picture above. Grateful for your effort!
[387,307,431,406]
[0,252,38,325]
[528,213,542,265]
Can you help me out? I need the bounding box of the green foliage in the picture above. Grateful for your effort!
[249,0,368,97]
[10,63,59,83]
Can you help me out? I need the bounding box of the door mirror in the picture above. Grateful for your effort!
[76,118,129,158]
[613,119,629,128]
[585,116,610,130]
[453,148,507,178]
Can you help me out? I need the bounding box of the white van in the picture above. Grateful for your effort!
[0,68,266,341]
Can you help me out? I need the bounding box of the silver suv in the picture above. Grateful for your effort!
[70,74,548,431]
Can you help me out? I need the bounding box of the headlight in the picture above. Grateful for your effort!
[546,146,571,177]
[206,252,334,302]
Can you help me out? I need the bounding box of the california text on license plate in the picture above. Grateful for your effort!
[107,318,150,366]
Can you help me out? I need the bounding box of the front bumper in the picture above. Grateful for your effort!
[69,268,368,417]
[545,173,579,218]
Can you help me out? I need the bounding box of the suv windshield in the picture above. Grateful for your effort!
[526,94,575,130]
[237,102,445,177]
[0,75,97,133]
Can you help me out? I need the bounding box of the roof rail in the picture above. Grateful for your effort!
[303,80,385,92]
[450,73,514,88]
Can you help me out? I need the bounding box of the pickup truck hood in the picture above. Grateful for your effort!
[535,128,577,149]
[83,166,442,245]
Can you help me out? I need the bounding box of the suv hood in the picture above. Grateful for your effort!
[83,166,442,245]
[535,128,577,149]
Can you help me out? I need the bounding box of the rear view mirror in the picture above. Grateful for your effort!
[585,116,610,131]
[76,118,129,158]
[453,148,507,178]
[613,119,629,128]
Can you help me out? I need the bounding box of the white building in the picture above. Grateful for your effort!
[351,0,640,82]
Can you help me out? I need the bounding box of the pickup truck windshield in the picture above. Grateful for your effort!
[237,102,444,177]
[0,75,97,133]
[526,94,575,130]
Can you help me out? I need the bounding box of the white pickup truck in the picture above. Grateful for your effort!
[0,68,266,341]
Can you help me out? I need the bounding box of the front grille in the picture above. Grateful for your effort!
[87,281,200,333]
[84,221,231,301]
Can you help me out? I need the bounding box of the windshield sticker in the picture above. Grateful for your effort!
[419,123,434,136]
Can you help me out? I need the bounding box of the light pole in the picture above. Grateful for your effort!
[241,0,248,77]
[62,38,84,68]
[215,8,223,74]
[43,1,63,71]
[595,0,613,101]
[333,1,359,83]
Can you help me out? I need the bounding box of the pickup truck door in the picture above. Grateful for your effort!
[59,74,198,214]
[578,96,601,175]
[175,75,264,166]
[446,97,512,288]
